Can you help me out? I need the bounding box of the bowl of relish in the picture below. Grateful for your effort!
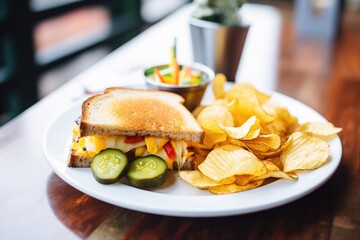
[144,62,215,111]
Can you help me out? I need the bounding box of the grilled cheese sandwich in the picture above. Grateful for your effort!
[67,88,204,169]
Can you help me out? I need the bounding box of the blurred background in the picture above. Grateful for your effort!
[0,0,359,126]
[0,0,190,126]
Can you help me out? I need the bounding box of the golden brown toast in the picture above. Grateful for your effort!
[80,88,204,143]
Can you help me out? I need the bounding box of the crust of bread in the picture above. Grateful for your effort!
[67,149,92,167]
[79,88,204,143]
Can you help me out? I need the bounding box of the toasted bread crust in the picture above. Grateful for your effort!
[67,149,92,167]
[80,88,204,143]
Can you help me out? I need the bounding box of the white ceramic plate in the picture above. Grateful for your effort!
[42,90,342,217]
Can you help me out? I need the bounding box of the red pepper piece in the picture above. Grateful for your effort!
[124,136,144,144]
[163,142,176,160]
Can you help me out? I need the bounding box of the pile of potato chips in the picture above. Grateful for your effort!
[180,74,342,194]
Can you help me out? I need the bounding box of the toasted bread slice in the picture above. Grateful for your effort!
[80,88,204,143]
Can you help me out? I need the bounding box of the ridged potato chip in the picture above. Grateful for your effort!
[208,180,264,194]
[281,132,330,172]
[243,134,281,153]
[253,160,297,181]
[254,137,293,159]
[179,170,222,189]
[296,122,342,141]
[198,145,266,182]
[217,116,261,140]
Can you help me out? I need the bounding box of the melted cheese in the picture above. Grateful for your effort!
[145,136,168,154]
[171,140,190,169]
[72,126,80,137]
[70,130,189,168]
[87,136,107,153]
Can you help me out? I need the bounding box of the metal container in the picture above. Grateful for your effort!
[144,63,214,111]
[189,17,249,82]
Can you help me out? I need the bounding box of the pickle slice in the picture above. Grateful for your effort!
[126,155,168,189]
[91,149,128,184]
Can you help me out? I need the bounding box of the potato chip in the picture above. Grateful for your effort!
[227,138,249,149]
[242,129,261,141]
[243,134,281,153]
[197,105,234,148]
[198,118,227,148]
[254,135,294,159]
[197,105,234,128]
[261,98,279,114]
[217,116,261,140]
[263,160,281,171]
[262,107,299,138]
[212,73,227,100]
[296,122,342,141]
[225,82,271,105]
[281,132,330,172]
[219,176,237,184]
[212,99,227,106]
[265,156,284,170]
[192,105,207,119]
[225,92,274,126]
[179,170,222,189]
[253,160,297,180]
[208,180,264,194]
[198,145,267,182]
[254,171,297,181]
[235,174,254,186]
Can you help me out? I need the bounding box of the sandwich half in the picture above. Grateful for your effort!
[68,88,204,170]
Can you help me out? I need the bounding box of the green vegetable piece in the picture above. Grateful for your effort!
[91,149,128,184]
[126,155,168,189]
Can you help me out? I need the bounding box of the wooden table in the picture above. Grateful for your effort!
[1,3,359,239]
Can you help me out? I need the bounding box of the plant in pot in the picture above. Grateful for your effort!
[190,0,248,82]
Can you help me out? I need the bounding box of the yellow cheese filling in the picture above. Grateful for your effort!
[71,127,193,169]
